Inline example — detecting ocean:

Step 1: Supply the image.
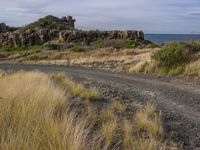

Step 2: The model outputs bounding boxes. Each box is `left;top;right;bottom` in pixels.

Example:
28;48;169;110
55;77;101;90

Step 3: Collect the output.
145;34;200;45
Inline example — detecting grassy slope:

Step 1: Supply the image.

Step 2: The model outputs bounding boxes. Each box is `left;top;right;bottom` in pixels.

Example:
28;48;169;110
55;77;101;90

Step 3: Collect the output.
0;71;176;149
0;47;158;73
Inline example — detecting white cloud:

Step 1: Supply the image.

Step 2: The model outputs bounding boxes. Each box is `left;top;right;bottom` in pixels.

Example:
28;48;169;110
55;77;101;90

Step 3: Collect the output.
0;0;200;33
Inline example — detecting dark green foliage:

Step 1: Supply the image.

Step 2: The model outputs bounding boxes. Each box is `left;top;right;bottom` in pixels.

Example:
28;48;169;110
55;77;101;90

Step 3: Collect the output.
142;40;159;48
94;39;138;49
70;46;88;52
0;45;42;52
95;38;104;48
119;40;138;49
28;55;48;61
0;45;25;51
152;42;200;68
46;43;63;50
18;15;72;33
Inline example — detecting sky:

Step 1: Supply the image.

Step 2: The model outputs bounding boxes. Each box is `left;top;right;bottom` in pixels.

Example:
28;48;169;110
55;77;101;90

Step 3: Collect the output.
0;0;200;34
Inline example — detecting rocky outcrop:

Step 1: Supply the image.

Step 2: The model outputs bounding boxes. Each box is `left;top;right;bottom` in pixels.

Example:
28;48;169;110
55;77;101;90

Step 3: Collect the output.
0;29;144;47
0;23;19;33
0;15;144;47
59;30;144;44
0;23;7;33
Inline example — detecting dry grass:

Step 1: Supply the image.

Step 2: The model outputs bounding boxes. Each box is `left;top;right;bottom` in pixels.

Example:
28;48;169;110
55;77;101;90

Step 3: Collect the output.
52;73;101;101
1;47;158;73
100;116;118;147
0;71;90;150
110;101;126;113
133;139;167;150
0;71;176;149
123;119;134;149
122;105;170;150
185;59;200;76
140;58;200;77
135;104;163;138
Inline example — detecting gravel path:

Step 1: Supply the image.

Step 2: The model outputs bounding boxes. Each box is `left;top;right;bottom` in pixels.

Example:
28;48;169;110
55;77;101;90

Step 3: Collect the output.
0;64;200;149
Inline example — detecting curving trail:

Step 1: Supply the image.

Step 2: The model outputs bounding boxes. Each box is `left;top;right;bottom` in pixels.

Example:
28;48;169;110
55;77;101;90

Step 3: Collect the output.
0;64;200;149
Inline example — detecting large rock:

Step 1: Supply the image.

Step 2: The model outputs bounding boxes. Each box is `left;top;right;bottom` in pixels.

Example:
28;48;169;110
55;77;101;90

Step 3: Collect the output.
0;23;9;33
60;30;144;45
0;29;144;47
0;15;144;47
0;23;19;33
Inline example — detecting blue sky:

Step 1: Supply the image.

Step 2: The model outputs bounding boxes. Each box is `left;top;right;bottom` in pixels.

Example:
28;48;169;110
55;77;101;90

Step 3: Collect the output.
0;0;200;34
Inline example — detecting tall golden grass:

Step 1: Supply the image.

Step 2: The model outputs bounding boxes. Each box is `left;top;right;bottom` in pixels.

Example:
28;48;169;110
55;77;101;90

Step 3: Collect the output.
0;71;176;149
0;71;91;150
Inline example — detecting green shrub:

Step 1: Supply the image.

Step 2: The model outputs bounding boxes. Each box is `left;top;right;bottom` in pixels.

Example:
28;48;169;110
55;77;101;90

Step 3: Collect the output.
152;43;192;67
95;38;104;48
120;40;138;49
70;46;87;53
27;45;42;50
0;45;42;52
94;39;138;49
0;45;13;51
142;40;159;48
141;42;200;76
46;43;63;50
0;45;25;51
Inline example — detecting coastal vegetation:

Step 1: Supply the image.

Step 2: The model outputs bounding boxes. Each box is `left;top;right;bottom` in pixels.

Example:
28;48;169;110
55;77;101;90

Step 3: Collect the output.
140;41;200;76
0;71;176;149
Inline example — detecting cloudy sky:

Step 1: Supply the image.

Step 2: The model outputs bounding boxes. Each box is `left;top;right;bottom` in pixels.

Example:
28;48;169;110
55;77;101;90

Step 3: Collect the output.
0;0;200;34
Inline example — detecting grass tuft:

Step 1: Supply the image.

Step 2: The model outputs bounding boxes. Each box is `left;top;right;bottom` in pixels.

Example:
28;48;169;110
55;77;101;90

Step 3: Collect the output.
80;88;101;101
52;74;101;100
110;101;127;113
123;119;134;149
135;104;163;138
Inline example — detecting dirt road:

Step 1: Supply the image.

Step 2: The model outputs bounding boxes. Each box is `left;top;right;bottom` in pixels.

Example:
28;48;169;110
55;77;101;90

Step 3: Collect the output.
0;64;200;149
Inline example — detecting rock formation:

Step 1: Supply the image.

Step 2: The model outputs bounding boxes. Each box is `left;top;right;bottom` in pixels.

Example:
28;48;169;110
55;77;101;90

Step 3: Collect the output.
0;15;144;47
0;23;19;33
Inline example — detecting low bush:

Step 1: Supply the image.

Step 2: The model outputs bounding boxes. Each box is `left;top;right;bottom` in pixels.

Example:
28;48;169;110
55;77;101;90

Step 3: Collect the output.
70;46;88;53
140;42;200;76
152;42;200;68
94;38;138;49
0;45;23;51
0;45;42;52
142;40;159;48
152;43;190;68
46;43;64;50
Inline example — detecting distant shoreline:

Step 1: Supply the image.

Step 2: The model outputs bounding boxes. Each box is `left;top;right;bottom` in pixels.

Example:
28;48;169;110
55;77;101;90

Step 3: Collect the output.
145;34;200;44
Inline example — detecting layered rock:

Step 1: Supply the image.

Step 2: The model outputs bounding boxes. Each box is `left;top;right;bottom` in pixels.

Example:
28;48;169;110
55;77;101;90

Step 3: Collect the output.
59;30;144;44
0;29;144;47
0;15;144;47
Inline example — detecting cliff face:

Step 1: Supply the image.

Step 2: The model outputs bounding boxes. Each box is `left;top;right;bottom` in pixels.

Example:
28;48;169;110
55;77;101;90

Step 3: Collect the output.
0;15;144;47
